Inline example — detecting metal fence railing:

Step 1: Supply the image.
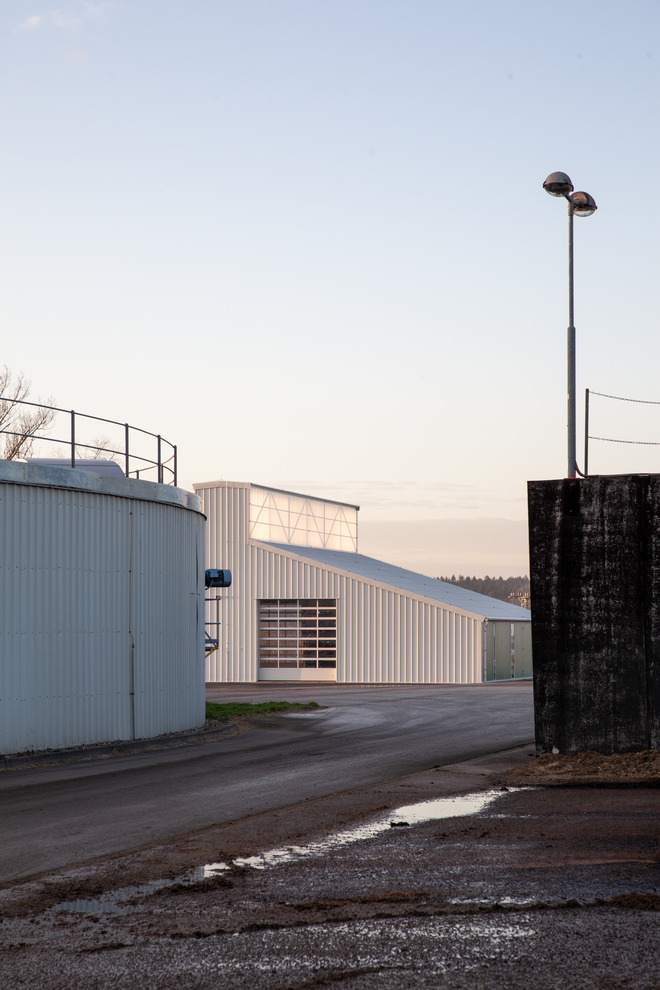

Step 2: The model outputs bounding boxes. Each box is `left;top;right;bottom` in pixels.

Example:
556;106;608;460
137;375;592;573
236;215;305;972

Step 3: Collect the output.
583;388;660;478
0;396;177;485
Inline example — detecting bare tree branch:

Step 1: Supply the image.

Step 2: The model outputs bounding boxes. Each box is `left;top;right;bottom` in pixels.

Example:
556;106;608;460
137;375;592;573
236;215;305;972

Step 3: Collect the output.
85;435;120;462
0;367;55;459
0;366;30;432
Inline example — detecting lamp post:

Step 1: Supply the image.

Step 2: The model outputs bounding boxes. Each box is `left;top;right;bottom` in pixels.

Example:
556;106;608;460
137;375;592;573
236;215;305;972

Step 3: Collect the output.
543;171;597;478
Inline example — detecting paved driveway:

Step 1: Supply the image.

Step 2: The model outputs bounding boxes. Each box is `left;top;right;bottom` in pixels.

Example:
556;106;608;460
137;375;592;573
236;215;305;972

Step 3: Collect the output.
0;682;533;883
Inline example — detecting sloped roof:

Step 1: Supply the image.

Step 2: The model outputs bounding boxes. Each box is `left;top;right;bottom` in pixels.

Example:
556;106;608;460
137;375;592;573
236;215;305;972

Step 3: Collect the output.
257;542;531;621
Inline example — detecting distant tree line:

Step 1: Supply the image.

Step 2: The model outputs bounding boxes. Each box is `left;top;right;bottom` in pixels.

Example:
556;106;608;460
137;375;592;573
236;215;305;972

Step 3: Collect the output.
437;574;530;606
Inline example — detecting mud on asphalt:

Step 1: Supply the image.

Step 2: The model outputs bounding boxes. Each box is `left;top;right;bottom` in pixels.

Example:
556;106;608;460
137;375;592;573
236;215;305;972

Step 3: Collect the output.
1;746;659;989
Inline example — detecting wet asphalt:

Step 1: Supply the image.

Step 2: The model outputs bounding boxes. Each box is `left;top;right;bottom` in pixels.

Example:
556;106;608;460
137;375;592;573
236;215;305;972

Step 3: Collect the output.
0;683;534;883
1;744;658;988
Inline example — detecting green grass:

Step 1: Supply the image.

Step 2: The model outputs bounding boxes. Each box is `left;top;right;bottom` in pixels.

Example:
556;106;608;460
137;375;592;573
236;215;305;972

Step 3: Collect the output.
205;700;320;722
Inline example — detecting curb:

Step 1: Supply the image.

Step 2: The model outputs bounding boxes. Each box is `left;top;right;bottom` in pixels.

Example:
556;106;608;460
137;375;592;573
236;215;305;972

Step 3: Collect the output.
1;721;236;771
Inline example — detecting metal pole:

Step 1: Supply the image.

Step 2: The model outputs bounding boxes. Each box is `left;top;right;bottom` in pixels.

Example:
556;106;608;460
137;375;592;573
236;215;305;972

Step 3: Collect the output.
584;388;590;477
70;410;76;468
173;444;177;487
125;423;130;478
567;199;576;478
157;435;162;483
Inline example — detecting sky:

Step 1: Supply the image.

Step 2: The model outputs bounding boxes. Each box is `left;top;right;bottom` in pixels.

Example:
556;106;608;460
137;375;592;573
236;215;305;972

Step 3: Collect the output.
3;0;660;578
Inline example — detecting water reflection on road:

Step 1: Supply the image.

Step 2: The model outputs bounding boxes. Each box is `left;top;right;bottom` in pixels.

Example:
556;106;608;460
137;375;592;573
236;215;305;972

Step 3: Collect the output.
51;788;511;914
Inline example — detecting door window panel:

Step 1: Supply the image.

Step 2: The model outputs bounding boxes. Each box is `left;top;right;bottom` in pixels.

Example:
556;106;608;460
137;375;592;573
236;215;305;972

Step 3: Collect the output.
258;599;337;669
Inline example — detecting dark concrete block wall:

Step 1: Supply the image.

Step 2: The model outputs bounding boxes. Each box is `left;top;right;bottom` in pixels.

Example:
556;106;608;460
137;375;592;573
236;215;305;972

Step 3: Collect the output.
528;475;660;754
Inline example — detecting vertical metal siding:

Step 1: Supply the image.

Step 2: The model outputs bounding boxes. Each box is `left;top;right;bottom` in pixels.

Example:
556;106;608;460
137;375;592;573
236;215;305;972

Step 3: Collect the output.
198;483;254;683
131;500;204;737
196;482;488;686
252;544;483;684
483;619;532;680
0;480;205;753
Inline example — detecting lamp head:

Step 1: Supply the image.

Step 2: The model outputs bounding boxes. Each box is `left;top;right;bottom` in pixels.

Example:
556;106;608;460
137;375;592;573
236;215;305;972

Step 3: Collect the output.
570;191;597;217
543;171;574;197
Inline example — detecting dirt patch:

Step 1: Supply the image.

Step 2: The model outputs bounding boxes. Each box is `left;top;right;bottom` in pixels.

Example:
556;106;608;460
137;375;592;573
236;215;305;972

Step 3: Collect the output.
505;749;660;786
601;892;660;911
2;752;659;989
0;750;528;918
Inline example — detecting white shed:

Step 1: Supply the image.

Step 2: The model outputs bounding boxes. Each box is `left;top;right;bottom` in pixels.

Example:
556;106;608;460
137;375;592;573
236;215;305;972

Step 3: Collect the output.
194;480;531;684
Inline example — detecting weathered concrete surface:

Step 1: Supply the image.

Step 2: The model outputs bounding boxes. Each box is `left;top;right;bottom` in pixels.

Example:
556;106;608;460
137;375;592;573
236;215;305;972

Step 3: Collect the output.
528;475;660;754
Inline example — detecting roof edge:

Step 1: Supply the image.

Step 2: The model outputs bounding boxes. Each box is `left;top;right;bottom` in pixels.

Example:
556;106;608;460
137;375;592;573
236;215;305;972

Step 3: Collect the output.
250;539;491;621
193;479;359;511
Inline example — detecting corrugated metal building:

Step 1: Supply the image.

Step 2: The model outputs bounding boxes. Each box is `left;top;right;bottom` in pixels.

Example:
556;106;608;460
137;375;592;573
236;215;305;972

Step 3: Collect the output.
194;480;531;684
0;459;206;753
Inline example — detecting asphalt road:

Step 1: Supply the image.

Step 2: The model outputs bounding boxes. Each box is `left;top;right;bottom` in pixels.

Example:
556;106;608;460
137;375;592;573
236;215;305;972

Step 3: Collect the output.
0;682;533;884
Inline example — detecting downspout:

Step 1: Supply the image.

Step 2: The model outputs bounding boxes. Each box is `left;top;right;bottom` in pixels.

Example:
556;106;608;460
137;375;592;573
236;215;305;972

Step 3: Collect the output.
482;618;488;682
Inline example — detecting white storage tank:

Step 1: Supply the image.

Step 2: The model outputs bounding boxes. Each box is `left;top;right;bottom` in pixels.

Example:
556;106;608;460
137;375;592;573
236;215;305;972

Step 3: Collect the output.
0;459;206;754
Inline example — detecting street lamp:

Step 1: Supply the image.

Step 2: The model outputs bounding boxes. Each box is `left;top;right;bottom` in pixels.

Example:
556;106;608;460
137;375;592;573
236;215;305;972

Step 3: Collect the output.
543;171;597;478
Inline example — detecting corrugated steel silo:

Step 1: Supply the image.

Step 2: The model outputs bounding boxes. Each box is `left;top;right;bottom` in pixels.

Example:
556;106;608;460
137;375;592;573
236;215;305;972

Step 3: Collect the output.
0;460;205;753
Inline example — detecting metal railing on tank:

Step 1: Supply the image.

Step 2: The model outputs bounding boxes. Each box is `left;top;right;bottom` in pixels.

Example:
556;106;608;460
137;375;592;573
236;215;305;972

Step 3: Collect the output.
0;397;177;485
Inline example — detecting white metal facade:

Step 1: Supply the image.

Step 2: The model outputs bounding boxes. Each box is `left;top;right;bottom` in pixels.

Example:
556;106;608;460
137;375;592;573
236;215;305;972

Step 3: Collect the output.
0;460;206;753
252;542;483;682
195;480;531;685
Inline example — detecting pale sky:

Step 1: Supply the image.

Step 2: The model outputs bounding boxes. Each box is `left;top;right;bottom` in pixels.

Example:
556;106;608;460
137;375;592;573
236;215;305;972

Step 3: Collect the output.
3;1;660;577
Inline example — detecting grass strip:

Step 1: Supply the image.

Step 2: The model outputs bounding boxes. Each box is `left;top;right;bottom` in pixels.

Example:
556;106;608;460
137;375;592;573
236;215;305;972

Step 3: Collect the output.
205;701;320;722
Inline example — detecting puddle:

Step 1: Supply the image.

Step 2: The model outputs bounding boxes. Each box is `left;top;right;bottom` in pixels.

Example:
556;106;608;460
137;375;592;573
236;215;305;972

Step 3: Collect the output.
200;861;232;879
48;788;517;914
449;896;541;908
50;879;174;916
215;789;509;874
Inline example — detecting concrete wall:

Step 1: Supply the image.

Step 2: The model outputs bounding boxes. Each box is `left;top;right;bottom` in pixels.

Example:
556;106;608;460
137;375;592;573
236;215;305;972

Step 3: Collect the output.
528;475;660;754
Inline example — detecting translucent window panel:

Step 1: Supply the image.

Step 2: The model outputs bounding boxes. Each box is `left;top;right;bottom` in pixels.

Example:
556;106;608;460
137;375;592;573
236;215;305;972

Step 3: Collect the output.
249;487;358;551
258;599;337;669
